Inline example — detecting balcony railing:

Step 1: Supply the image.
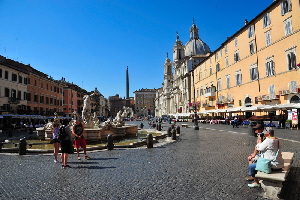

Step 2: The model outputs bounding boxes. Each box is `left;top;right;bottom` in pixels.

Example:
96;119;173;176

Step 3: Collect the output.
8;97;20;104
204;86;216;97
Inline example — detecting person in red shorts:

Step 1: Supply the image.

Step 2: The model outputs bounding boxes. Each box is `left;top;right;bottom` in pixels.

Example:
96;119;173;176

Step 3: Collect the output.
72;119;90;160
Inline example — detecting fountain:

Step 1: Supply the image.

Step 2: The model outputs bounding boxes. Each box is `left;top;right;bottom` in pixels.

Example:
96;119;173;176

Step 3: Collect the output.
40;93;138;141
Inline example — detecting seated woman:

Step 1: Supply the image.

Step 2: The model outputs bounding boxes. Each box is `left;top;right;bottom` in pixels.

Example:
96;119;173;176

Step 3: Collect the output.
246;132;266;181
247;130;284;187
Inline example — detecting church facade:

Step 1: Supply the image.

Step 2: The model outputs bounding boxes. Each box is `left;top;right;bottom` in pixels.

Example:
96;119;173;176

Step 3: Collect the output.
155;21;211;117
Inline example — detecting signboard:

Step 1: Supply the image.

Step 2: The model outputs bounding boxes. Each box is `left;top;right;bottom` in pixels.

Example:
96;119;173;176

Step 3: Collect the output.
292;109;298;125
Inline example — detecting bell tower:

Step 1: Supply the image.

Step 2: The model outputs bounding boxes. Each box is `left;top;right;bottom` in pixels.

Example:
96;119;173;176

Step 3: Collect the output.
173;32;185;64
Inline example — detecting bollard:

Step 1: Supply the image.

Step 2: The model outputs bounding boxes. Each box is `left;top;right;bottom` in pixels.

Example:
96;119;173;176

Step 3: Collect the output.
147;133;153;148
167;127;172;137
157;123;162;131
19;137;27;155
171;128;176;140
107;134;114;150
139;123;144;129
176;125;180;135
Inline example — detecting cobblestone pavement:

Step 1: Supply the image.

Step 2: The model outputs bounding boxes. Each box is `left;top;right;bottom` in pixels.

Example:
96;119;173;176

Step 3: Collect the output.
0;122;299;200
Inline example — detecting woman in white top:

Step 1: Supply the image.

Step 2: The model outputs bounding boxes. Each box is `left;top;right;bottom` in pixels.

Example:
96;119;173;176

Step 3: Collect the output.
248;130;284;187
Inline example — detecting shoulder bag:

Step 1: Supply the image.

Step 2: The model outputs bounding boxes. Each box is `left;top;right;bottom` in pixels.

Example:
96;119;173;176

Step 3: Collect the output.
255;140;279;174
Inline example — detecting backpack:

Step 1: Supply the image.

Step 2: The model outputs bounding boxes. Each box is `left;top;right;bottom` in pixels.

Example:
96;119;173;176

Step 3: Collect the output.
58;125;67;140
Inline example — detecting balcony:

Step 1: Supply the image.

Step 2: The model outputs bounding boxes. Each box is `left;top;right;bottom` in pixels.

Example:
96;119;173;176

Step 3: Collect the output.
202;103;214;107
8;97;20;104
262;95;270;101
280;90;290;96
204;86;216;97
271;95;280;100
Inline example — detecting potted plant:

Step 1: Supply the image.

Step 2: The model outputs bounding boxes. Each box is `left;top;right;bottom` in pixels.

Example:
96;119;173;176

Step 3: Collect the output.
285;119;292;129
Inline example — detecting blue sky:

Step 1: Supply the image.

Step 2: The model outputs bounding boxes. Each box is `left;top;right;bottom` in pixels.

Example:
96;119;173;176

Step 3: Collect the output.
0;0;273;98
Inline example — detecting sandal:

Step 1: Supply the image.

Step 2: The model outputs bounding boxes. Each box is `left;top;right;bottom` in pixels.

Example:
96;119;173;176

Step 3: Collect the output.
78;157;81;160
84;155;90;159
248;183;260;187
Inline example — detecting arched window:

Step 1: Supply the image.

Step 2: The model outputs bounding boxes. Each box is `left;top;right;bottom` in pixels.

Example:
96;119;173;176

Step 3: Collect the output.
290;95;300;103
245;97;252;106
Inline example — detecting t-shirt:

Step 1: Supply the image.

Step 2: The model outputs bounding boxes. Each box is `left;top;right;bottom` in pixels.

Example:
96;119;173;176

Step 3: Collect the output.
74;123;84;139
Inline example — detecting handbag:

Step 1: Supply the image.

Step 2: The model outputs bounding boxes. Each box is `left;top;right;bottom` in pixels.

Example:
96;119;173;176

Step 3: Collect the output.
255;140;280;174
255;157;272;173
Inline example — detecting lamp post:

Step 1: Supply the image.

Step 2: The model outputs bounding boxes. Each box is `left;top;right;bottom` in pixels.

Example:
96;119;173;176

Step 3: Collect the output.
190;57;199;130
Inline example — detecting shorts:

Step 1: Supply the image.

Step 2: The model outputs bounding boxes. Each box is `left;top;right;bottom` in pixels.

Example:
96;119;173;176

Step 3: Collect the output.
74;138;86;148
52;138;60;143
60;140;72;154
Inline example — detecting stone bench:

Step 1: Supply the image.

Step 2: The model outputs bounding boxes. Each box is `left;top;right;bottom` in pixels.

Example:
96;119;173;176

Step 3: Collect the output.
181;124;188;128
255;152;294;199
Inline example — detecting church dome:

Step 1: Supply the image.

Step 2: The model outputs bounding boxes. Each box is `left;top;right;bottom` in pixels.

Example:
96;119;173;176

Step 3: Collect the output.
184;21;211;56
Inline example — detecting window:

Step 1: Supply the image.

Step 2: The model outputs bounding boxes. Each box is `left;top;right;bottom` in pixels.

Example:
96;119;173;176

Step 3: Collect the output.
266;59;275;77
234;37;238;47
234;50;240;62
23;92;27;100
249;41;255;54
236;71;242;86
17;91;21;100
18;75;22;84
263;13;271;28
216;52;219;60
281;0;291;15
290;95;300;103
200;87;204;95
5;71;8;79
5;88;10;97
248;25;255;38
12;73;17;82
216;63;220;72
290;81;297;93
225;45;228;54
226;75;230;88
0;69;2;78
40;96;44;103
34;94;38;102
217;78;221;91
210;66;212;75
269;85;275;99
250;64;258;81
284;17;292;36
265;30;272;46
11;89;16;98
225;57;229;67
34;80;37;86
286;50;297;70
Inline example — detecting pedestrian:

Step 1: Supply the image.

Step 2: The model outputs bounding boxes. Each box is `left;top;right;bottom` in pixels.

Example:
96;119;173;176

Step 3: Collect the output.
233;116;239;128
60;119;72;168
72;119;90;160
225;115;229;125
52;123;60;163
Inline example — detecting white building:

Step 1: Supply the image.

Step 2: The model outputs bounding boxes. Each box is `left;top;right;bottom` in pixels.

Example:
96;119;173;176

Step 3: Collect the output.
155;20;211;117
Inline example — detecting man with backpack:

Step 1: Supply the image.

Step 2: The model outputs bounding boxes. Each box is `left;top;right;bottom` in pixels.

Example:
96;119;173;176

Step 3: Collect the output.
60;119;72;168
72;119;90;160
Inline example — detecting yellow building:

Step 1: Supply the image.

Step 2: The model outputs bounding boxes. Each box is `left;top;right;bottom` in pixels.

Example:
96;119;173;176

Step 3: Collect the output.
193;0;300;121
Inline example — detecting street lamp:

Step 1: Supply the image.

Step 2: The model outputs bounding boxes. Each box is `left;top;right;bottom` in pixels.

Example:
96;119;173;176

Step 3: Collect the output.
190;56;199;130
